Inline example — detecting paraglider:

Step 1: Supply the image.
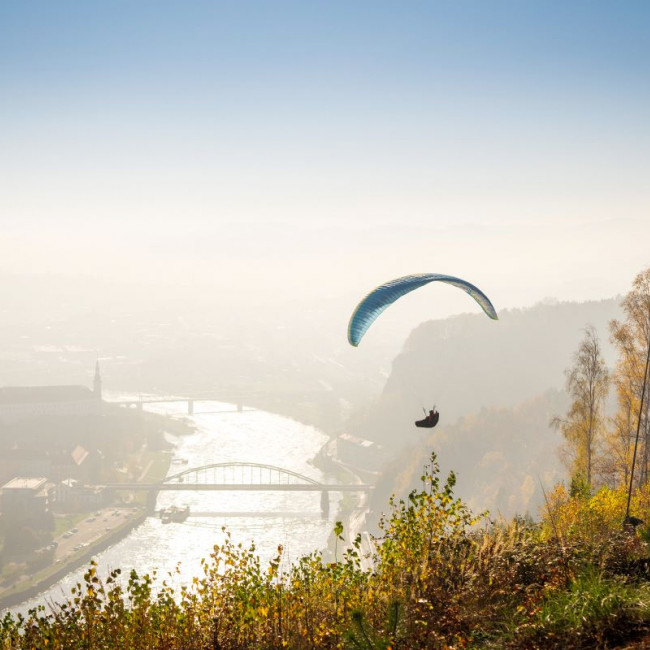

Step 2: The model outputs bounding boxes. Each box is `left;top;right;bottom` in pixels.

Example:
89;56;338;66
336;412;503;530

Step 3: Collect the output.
415;408;439;429
347;273;498;347
347;273;498;430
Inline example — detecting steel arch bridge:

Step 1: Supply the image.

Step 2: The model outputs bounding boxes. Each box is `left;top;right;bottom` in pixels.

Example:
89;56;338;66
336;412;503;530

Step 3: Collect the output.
164;462;323;488
102;462;372;493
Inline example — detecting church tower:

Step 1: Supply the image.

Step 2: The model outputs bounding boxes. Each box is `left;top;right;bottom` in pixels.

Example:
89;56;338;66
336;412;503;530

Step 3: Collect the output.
93;360;102;400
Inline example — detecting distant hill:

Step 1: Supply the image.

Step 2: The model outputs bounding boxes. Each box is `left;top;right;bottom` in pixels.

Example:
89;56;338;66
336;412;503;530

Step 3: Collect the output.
349;297;621;448
348;297;623;521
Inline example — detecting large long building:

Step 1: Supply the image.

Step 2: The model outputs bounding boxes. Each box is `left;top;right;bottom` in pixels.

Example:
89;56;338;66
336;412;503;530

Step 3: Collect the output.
0;362;102;425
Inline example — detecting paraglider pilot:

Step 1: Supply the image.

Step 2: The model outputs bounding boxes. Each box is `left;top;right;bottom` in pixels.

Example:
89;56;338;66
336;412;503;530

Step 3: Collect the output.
416;408;439;429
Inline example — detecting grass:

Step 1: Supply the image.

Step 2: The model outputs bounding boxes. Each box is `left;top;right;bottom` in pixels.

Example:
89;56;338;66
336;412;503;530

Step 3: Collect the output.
529;569;650;647
53;513;87;538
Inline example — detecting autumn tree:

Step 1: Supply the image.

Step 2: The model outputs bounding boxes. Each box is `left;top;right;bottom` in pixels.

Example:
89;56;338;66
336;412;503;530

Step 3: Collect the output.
609;267;650;488
601;369;636;488
553;325;609;489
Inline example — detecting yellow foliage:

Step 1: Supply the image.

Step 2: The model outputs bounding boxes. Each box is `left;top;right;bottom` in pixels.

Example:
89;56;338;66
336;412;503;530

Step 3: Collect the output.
541;479;650;544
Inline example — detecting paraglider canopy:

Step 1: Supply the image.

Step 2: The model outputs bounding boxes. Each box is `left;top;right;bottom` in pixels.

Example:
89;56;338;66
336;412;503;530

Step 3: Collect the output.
348;273;498;347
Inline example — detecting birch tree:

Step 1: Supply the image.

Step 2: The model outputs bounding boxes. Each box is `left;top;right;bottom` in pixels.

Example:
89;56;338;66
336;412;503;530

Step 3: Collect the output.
553;325;609;489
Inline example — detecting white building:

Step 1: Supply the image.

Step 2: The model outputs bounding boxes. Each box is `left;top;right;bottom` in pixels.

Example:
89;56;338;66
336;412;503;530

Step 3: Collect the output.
1;476;51;519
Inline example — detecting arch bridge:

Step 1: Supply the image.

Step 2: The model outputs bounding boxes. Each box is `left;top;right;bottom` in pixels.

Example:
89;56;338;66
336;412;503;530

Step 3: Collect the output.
112;396;247;415
103;462;372;515
104;462;372;493
166;462;323;488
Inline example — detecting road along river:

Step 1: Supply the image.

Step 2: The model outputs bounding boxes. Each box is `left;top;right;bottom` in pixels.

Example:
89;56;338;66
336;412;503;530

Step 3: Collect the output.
10;399;345;615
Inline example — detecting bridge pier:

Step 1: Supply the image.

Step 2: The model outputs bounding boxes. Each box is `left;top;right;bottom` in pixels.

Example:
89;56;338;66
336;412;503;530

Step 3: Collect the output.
320;490;329;517
188;399;194;415
145;489;158;514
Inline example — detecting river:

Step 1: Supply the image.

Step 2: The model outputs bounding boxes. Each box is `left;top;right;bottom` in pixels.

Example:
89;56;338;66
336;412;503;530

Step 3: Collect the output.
12;398;343;614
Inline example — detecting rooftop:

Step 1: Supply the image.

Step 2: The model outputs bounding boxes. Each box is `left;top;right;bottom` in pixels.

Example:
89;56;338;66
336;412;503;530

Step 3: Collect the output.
71;445;89;466
0;386;95;404
339;432;378;448
1;477;48;491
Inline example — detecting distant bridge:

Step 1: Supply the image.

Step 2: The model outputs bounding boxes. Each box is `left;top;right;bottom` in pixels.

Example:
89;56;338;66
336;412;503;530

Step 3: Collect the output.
108;390;329;415
109;395;249;415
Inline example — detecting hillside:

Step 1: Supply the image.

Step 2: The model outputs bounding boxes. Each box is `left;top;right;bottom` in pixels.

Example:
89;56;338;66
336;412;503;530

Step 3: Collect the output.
350;297;620;445
348;297;623;520
367;390;569;522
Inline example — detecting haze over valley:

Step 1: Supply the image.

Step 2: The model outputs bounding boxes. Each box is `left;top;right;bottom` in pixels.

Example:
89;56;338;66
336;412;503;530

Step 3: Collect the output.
2;2;650;646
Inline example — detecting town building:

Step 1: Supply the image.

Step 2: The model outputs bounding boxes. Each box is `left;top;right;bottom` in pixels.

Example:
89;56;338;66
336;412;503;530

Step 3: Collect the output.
0;477;51;521
0;448;51;485
336;432;386;472
0;363;103;425
50;445;104;484
54;478;107;512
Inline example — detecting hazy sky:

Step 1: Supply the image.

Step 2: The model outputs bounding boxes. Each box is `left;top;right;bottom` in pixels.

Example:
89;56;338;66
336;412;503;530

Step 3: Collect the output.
2;1;649;322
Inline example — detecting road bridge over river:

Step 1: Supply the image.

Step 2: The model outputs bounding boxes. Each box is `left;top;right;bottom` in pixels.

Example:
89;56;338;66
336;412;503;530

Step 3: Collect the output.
101;462;373;513
109;390;329;415
110;395;248;414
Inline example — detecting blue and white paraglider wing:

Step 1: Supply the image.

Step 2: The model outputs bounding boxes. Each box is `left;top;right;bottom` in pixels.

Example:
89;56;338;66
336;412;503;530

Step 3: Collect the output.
347;273;498;347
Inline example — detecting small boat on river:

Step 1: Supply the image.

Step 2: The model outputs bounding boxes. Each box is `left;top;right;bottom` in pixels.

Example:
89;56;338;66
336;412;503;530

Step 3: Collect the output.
160;505;190;524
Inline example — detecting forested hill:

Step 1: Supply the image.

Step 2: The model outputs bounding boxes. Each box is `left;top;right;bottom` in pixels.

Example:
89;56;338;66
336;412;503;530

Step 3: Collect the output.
347;297;624;521
365;389;570;522
350;297;622;449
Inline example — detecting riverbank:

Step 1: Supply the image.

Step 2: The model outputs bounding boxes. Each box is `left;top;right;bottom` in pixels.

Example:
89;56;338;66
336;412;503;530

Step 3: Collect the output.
312;438;375;566
0;508;147;611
